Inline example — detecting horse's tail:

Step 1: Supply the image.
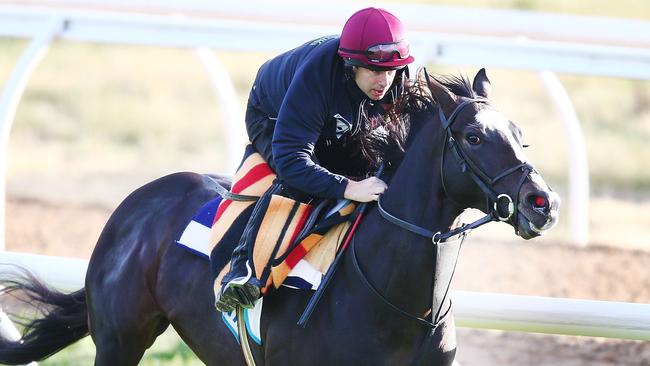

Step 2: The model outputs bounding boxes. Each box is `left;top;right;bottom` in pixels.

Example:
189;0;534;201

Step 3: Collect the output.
0;268;88;364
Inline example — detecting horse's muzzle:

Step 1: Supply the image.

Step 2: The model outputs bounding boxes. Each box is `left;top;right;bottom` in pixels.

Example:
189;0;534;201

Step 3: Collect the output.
515;174;561;239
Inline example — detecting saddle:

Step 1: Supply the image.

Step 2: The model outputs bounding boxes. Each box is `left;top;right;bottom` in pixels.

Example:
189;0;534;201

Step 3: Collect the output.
209;148;356;296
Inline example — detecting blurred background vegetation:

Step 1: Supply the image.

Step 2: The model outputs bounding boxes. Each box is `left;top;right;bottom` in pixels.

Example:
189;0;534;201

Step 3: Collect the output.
3;39;648;193
0;0;648;364
405;0;650;18
2;36;649;247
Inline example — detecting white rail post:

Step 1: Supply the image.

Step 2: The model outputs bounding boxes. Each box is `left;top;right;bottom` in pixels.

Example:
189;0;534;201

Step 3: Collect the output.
0;18;65;250
538;71;590;247
195;48;246;175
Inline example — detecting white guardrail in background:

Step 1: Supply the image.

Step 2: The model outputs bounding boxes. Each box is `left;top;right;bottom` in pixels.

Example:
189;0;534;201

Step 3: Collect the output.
1;2;649;77
0;1;649;342
1;250;649;341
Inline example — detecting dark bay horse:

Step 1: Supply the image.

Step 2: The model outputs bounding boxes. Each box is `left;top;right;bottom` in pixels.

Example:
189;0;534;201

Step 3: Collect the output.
0;69;559;365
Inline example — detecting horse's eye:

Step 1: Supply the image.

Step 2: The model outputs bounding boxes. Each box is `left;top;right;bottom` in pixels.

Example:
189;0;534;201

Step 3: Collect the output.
467;135;481;145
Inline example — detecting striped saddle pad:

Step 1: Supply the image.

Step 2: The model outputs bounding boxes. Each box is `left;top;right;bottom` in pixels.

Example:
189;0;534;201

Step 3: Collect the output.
177;146;355;293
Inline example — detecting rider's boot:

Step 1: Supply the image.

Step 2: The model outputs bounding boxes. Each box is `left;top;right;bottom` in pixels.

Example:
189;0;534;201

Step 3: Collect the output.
214;241;261;312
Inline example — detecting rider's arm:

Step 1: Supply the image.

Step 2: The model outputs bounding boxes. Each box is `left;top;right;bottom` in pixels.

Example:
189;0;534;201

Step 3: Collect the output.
272;65;349;199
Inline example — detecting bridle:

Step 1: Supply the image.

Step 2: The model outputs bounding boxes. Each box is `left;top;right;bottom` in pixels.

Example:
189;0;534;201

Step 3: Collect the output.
379;96;535;243
440;98;535;228
352;89;536;331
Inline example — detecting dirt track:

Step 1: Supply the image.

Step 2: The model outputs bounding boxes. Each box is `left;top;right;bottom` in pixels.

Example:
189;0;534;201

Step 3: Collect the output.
5;196;650;365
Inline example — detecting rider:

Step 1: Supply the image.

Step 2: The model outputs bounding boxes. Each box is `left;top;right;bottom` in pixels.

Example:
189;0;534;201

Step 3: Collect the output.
214;7;415;312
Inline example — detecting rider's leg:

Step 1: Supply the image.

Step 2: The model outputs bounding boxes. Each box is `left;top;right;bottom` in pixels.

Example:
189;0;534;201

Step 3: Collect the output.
214;105;279;312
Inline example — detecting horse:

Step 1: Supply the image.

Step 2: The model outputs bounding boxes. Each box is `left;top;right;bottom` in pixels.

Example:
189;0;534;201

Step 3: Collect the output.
0;68;559;365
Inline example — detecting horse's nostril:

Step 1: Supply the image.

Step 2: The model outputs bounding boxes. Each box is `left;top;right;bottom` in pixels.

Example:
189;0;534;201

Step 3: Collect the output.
527;193;548;213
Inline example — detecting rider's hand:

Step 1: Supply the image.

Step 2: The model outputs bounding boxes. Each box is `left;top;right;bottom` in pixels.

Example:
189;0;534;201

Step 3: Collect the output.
343;177;387;202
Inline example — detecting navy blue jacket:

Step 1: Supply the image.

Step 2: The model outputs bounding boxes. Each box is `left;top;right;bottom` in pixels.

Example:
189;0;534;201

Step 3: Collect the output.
246;36;405;199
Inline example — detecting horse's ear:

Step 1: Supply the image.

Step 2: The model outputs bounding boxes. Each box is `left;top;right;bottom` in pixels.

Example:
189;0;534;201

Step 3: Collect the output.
472;68;492;99
422;69;457;109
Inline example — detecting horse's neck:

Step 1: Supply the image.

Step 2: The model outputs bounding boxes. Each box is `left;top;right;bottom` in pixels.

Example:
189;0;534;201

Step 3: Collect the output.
378;119;463;240
353;128;463;318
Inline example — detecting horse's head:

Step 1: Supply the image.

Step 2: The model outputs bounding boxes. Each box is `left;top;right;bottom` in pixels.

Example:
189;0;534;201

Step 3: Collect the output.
425;69;560;239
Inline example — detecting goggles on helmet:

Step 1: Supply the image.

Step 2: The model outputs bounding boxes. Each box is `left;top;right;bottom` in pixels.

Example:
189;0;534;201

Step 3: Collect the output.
340;39;410;63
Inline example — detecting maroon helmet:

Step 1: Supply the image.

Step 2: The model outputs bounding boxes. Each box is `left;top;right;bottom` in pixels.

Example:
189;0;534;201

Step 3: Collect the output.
338;7;415;70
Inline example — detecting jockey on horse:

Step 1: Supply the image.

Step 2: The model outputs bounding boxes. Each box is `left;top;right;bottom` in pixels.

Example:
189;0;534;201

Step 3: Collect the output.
213;7;416;312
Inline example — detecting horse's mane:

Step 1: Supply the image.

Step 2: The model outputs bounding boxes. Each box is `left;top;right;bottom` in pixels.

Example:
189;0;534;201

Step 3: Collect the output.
357;70;476;170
